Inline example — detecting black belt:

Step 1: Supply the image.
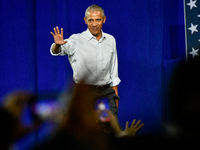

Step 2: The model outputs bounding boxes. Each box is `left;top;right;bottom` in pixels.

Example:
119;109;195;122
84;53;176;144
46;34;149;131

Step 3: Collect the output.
93;84;110;91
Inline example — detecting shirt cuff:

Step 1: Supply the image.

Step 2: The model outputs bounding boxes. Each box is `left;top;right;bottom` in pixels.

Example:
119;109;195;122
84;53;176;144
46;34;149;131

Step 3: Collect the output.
110;77;121;87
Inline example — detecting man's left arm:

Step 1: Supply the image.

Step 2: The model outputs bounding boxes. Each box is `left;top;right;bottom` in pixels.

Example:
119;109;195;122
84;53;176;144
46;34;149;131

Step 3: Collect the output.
110;37;121;110
111;86;119;110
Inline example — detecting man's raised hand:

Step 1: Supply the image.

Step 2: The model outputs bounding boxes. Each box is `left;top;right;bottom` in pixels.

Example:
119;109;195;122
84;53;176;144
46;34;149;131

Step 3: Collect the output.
50;26;67;45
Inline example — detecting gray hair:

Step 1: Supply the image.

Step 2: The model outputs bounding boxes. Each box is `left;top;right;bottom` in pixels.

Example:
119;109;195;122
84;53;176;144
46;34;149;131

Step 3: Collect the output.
85;5;105;18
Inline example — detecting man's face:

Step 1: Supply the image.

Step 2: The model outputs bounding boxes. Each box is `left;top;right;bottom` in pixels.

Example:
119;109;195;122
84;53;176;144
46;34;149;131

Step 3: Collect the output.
84;11;106;39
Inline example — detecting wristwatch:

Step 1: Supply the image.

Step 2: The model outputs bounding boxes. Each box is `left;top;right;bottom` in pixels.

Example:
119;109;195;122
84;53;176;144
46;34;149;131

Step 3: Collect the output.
114;96;120;100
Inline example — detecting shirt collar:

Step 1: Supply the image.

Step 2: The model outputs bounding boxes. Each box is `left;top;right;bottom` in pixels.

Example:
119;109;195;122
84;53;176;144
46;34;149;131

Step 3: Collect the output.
85;29;107;41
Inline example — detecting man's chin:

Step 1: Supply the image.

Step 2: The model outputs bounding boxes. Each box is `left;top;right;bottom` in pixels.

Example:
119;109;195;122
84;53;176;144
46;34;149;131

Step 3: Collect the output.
91;32;98;36
89;30;99;35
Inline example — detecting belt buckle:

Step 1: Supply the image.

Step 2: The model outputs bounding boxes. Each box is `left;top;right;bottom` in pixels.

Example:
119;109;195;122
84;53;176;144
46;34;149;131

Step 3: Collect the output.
96;85;104;91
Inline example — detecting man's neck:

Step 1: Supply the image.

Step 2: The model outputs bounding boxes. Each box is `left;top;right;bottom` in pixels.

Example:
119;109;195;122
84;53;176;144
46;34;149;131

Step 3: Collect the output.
88;29;102;41
96;35;102;41
94;32;102;41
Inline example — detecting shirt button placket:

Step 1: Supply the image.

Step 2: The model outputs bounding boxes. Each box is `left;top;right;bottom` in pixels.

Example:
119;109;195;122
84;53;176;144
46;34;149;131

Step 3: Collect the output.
96;40;101;85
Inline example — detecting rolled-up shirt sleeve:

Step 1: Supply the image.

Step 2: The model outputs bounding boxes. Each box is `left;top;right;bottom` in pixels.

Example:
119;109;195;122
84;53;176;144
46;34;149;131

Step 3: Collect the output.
110;38;121;87
50;35;77;56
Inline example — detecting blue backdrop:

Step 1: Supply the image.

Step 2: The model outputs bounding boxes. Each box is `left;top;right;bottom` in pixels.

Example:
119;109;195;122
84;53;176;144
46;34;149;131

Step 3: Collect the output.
0;0;186;148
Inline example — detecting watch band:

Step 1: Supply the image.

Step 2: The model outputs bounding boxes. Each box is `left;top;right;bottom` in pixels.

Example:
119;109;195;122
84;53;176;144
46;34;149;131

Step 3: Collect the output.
114;96;120;100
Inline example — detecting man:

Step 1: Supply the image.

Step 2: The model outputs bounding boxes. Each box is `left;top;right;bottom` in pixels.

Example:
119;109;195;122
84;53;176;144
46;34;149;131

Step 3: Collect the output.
50;5;120;117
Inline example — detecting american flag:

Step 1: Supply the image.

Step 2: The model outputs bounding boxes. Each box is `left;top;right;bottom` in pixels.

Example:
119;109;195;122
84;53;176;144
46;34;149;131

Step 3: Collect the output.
184;0;200;61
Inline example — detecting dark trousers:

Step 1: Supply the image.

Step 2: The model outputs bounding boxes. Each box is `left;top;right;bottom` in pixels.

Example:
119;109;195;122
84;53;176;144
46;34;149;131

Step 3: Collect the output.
93;87;118;118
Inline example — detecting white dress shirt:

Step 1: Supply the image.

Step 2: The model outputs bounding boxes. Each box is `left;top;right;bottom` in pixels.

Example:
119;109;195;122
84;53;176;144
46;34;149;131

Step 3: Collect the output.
50;29;121;87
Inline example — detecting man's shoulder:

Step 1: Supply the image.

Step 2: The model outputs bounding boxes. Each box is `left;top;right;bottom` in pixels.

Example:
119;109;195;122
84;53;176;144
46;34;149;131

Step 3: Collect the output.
70;30;90;40
103;32;116;41
68;32;82;40
70;33;81;37
68;30;91;41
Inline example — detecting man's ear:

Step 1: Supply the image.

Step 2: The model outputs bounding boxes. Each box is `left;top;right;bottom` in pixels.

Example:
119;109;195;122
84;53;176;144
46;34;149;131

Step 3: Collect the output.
84;17;87;24
103;16;106;23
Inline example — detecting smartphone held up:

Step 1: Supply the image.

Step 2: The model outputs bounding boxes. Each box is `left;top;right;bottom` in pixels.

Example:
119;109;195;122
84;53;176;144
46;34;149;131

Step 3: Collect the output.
95;97;111;123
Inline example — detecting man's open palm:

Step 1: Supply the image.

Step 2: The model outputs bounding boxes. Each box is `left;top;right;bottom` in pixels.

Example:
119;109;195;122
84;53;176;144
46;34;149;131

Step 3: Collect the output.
50;26;67;45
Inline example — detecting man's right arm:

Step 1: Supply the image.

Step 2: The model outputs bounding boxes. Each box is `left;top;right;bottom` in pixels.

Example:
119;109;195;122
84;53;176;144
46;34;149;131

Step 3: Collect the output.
52;44;61;54
50;26;67;54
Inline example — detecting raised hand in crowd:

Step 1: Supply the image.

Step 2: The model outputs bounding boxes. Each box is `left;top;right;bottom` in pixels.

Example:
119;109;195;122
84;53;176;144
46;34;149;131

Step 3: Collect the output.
123;119;144;137
97;109;144;137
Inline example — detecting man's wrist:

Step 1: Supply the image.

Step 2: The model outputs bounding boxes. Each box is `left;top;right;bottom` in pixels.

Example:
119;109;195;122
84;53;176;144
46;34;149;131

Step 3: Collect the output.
53;44;61;54
54;44;61;49
114;96;120;100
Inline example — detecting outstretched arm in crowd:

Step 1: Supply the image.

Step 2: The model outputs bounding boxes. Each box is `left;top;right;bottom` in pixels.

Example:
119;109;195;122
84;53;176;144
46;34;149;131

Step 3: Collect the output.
118;119;144;137
98;110;144;137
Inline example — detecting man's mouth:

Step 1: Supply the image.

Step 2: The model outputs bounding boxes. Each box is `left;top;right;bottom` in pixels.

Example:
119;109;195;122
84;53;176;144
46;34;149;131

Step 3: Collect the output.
92;27;98;30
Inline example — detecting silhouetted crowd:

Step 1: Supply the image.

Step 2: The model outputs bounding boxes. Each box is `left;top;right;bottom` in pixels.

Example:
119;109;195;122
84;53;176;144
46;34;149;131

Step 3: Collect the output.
1;60;200;149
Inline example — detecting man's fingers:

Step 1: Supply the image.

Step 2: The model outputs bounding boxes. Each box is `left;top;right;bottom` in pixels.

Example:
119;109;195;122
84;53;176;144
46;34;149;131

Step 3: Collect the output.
61;28;64;35
53;27;57;34
52;26;63;35
50;32;55;37
56;26;60;34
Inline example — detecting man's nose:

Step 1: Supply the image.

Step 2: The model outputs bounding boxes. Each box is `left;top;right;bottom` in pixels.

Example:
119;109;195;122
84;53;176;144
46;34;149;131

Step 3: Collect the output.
92;20;98;26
